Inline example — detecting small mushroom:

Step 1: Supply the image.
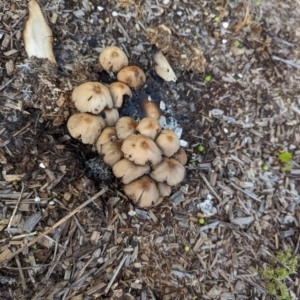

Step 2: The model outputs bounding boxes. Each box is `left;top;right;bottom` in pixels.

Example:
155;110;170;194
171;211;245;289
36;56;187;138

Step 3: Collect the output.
102;108;119;127
67;113;105;144
172;147;188;165
109;82;132;108
99;46;128;72
72;82;113;114
136;117;161;140
154;50;177;82
123;175;160;208
150;158;186;186
156;130;180;157
115;117;138;140
100;140;123;167
117;66;146;89
140;98;162;119
121;134;162;166
113;159;150;184
157;182;171;197
95;127;117;154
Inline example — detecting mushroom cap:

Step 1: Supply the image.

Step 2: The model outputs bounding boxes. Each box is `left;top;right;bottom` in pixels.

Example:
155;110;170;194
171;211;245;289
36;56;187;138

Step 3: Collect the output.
154;50;177;82
115;116;138;140
113;159;151;184
140;98;162;119
72;82;113;114
150;158;186;186
100;140;123;167
156;130;180;157
99;46;128;72
123;175;160;208
109;82;132;108
67;113;105;144
102;108;119;127
121;134;162;166
157;182;172;197
172;147;188;165
95;127;117;154
136;117;161;140
117;66;146;89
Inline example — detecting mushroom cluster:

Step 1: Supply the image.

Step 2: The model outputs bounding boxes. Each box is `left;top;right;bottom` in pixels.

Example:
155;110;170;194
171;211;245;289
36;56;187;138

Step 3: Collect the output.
67;46;146;145
66;46;186;208
98;116;187;208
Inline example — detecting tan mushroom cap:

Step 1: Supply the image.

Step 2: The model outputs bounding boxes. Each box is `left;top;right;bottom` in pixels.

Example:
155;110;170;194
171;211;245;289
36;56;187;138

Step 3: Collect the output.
67;113;105;144
109;82;132;108
156;130;180;157
150;158;186;186
95;127;117;154
157;182;171;197
113;159;150;184
99;46;128;73
172;147;188;165
123;175;160;208
117;66;146;89
102;108;119;127
100;140;123;167
154;50;177;82
72;82;113;114
121;134;162;166
140;98;162;119
136;117;161;140
115;116;138;140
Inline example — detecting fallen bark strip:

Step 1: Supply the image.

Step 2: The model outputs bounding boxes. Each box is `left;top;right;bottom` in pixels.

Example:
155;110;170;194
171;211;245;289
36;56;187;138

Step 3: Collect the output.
0;187;108;267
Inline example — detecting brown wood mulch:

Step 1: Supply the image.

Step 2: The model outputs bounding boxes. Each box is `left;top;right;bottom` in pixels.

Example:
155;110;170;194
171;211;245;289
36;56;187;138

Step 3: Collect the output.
0;0;300;299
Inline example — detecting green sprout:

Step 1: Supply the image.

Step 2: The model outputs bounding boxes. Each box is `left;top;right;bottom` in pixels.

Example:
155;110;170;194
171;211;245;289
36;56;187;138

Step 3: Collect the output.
197;144;205;153
278;152;292;163
262;164;269;171
213;16;220;22
254;0;261;4
184;245;190;252
190;161;197;166
259;247;298;300
233;40;240;47
204;75;212;83
198;217;205;225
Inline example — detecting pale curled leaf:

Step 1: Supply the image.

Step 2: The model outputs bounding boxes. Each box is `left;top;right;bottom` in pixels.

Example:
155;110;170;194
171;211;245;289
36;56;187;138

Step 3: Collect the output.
23;0;56;64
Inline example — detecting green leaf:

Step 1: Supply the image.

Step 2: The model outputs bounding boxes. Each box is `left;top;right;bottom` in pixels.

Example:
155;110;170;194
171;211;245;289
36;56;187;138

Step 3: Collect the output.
278;152;292;163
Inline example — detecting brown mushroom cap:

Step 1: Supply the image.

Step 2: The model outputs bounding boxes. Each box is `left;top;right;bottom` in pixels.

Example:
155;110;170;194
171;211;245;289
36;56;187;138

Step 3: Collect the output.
157;182;171;197
102;108;119;127
95;127;117;154
154;50;177;82
123;175;160;208
136;117;161;140
121;134;162;166
109;82;132;108
67;113;105;144
72;82;113;114
172;147;188;165
156;130;180;157
150;158;186;186
115;116;138;140
100;140;123;167
140;98;162;119
113;159;150;184
99;46;128;72
117;66;146;89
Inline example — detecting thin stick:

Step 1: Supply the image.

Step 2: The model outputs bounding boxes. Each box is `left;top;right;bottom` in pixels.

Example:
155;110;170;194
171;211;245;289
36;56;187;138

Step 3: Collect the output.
0;187;108;267
7;183;25;236
198;172;222;203
272;55;300;69
104;253;129;295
